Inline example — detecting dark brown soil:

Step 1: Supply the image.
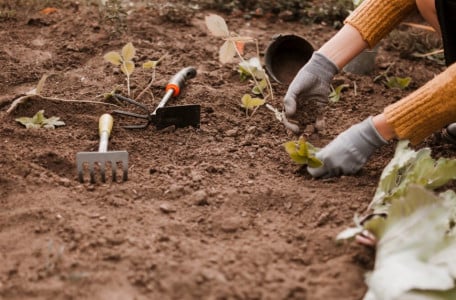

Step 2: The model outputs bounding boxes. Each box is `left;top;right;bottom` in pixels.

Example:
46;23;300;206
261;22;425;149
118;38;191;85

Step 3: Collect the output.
0;2;453;299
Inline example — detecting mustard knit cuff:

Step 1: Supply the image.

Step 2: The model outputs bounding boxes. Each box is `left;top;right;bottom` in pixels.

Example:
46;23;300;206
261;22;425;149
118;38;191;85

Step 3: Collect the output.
384;63;456;145
344;0;416;48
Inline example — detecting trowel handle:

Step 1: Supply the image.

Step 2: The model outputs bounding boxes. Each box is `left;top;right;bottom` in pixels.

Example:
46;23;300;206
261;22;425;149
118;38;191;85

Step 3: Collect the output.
165;66;197;97
98;113;113;152
153;67;197;114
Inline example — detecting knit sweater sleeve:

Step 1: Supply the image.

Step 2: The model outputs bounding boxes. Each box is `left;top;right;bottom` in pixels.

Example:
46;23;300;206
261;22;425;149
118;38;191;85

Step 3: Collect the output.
344;0;416;48
384;63;456;145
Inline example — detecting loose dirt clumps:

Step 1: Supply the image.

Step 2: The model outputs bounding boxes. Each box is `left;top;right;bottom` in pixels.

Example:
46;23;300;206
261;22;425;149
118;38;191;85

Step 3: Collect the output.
0;2;453;299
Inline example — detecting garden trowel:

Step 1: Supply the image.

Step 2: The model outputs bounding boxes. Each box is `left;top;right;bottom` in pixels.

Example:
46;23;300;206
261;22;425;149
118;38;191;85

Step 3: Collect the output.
112;66;200;129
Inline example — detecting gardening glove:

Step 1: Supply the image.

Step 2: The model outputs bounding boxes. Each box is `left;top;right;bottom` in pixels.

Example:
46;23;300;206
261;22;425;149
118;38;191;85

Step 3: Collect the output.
308;117;388;178
283;52;339;117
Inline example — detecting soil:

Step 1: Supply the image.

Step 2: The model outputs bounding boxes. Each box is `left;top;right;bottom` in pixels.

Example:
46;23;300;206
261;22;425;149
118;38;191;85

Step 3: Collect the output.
0;2;454;300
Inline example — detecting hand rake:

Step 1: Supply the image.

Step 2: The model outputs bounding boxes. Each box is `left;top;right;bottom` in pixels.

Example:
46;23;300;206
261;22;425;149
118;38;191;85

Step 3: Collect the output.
76;114;129;183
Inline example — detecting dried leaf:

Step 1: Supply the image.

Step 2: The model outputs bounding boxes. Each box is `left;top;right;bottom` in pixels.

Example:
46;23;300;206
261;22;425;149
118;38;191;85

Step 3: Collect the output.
104;51;122;66
35;74;48;95
121;60;135;76
121;42;135;62
205;14;229;37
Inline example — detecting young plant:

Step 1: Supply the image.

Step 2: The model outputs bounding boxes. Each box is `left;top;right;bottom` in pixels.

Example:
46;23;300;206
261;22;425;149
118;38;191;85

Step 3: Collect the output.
374;66;411;90
241;94;265;117
206;14;281;124
135;53;167;101
328;83;349;103
104;42;136;96
337;141;456;299
15;110;65;129
283;136;322;168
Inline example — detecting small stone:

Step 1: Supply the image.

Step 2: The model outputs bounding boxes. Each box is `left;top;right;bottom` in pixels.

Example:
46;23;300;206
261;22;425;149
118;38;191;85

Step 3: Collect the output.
190;190;208;206
159;203;176;214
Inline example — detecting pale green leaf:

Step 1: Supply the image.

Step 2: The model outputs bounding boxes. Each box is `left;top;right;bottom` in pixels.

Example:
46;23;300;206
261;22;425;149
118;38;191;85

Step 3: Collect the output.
252;79;268;95
369;141;456;212
364;185;456;300
205;14;229;37
142;60;157;69
241;94;265;110
104;51;122;66
239;57;265;80
283;137;322;166
15;110;65;129
121;42;135;62
328;84;349;103
219;40;236;64
386;76;411;89
121;60;135;76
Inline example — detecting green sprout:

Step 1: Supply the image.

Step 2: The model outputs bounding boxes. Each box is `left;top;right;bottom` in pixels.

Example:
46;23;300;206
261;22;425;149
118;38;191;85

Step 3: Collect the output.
241;94;265;117
283;136;322;168
15;110;65;129
329;83;349;102
374;66;412;90
104;42;136;96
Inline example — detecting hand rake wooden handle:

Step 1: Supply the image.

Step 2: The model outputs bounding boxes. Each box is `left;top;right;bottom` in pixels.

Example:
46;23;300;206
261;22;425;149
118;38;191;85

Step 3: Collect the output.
98;113;113;152
76;114;128;184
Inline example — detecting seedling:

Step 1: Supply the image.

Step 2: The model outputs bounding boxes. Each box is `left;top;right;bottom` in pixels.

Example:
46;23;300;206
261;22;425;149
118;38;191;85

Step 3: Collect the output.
134;53;168;101
328;83;349;103
374;66;411;90
241;94;265;117
104;42;136;96
283;136;322;168
15;110;65;129
206;14;281;123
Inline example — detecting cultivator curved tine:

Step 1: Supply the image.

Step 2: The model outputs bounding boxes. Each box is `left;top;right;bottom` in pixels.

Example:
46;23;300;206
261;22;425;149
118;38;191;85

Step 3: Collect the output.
112;93;153;129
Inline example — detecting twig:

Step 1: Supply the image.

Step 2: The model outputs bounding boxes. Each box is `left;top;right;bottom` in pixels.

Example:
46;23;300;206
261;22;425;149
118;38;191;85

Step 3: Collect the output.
7;94;120;115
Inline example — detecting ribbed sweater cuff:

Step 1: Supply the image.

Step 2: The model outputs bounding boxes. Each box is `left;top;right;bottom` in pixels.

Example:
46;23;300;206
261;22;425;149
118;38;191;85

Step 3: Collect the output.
344;0;416;48
384;63;456;145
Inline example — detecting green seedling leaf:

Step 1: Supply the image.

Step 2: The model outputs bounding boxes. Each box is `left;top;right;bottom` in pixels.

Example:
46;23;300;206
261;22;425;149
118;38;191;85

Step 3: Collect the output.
386;76;411;89
252;79;268;95
104;51;122;66
363;185;456;300
121;42;135;62
241;94;265;110
121;60;135;76
219;40;236;64
239;57;265;81
328;83;349;102
15;110;65;129
369;140;456;213
143;60;158;69
283;136;322;168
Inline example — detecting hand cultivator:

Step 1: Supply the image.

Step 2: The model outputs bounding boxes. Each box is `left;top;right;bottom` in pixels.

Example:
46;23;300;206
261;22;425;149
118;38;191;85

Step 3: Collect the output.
76;113;129;183
112;66;200;129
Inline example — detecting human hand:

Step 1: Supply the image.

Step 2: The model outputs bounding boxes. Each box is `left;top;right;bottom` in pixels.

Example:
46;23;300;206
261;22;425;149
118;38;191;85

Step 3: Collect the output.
283;52;338;117
307;117;388;178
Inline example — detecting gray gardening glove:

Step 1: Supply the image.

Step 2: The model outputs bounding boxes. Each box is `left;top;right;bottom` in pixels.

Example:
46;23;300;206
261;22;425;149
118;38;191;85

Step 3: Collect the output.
308;117;388;178
284;52;339;117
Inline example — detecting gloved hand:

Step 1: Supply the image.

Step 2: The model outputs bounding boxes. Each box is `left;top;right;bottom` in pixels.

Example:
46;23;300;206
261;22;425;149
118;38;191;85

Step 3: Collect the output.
308;117;388;178
283;52;339;117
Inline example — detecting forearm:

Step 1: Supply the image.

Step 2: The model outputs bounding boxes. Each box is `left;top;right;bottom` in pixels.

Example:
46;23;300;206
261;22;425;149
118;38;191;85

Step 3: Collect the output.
345;0;417;48
383;63;456;144
318;24;368;69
